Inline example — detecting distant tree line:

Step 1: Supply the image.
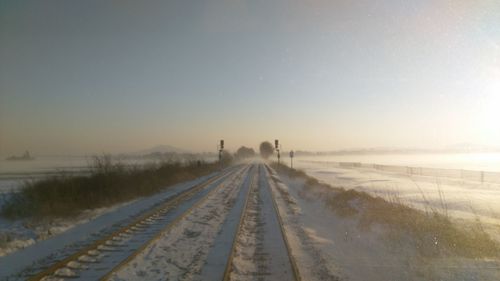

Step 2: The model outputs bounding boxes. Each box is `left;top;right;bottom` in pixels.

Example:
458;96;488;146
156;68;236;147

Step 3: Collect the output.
232;142;275;160
235;146;256;159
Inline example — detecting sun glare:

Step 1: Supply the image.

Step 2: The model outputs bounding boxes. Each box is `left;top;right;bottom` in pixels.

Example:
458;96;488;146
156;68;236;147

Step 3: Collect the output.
477;91;500;142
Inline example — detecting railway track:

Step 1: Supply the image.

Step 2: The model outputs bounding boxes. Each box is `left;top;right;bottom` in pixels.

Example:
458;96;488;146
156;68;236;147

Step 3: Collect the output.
103;165;251;280
263;164;302;281
220;163;301;281
8;163;300;281
25;165;247;281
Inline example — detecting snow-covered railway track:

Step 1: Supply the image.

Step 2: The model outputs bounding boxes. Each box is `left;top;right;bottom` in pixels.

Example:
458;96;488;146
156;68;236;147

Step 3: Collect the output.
26;166;247;281
196;164;257;280
107;164;254;280
223;164;301;281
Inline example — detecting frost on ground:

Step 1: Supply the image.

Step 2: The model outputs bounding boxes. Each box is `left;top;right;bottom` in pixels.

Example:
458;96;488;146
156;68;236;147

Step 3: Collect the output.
0;175;215;280
295;160;500;241
109;170;246;281
266;170;341;281
228;165;295;281
229;171;265;280
269;166;500;281
0;202;130;257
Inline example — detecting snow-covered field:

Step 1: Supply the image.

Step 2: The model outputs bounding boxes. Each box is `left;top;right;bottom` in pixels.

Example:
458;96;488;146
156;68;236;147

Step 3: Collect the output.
2;161;499;280
0;155;218;193
268;167;500;281
293;152;500;172
293;160;500;239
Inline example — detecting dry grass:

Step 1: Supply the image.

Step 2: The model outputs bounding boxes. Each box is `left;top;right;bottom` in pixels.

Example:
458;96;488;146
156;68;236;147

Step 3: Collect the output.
273;163;500;258
0;233;13;248
1;156;222;219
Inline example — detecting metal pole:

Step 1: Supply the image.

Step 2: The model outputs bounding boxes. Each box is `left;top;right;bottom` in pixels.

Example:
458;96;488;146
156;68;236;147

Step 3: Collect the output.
218;139;224;169
275;139;280;166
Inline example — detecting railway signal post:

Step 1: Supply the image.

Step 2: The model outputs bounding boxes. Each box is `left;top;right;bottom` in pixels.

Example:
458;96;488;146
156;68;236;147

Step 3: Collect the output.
275;139;280;166
218;139;224;166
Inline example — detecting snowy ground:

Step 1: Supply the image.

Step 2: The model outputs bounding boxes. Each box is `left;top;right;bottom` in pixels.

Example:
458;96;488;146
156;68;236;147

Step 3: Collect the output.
266;170;341;281
228;165;295;281
294;160;500;241
109;164;296;281
268;166;500;281
0;173;218;279
0;201;135;258
108;167;249;281
3;161;499;280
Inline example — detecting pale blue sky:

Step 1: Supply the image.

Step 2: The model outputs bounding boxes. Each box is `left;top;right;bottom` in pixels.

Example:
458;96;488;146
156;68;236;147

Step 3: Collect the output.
1;1;499;154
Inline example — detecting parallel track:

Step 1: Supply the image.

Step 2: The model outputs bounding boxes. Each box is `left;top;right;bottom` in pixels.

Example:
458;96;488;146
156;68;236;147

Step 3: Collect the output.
101;165;249;280
28;166;245;281
23;163;300;281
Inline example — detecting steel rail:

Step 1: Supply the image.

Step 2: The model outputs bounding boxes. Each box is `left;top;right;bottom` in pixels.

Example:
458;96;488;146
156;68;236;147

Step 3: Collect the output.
222;163;301;281
264;164;302;281
221;165;256;281
99;165;249;280
27;166;242;281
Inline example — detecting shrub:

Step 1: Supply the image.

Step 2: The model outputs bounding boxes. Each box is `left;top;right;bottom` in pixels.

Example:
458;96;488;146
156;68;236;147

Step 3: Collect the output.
1;157;221;219
272;163;500;258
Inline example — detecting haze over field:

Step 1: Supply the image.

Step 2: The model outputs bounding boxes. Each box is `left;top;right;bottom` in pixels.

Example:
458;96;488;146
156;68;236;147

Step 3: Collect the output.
1;1;499;156
2;2;500;280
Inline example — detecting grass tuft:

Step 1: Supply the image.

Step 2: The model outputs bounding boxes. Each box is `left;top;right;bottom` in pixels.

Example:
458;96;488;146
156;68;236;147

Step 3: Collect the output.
1;156;221;219
273;163;500;258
